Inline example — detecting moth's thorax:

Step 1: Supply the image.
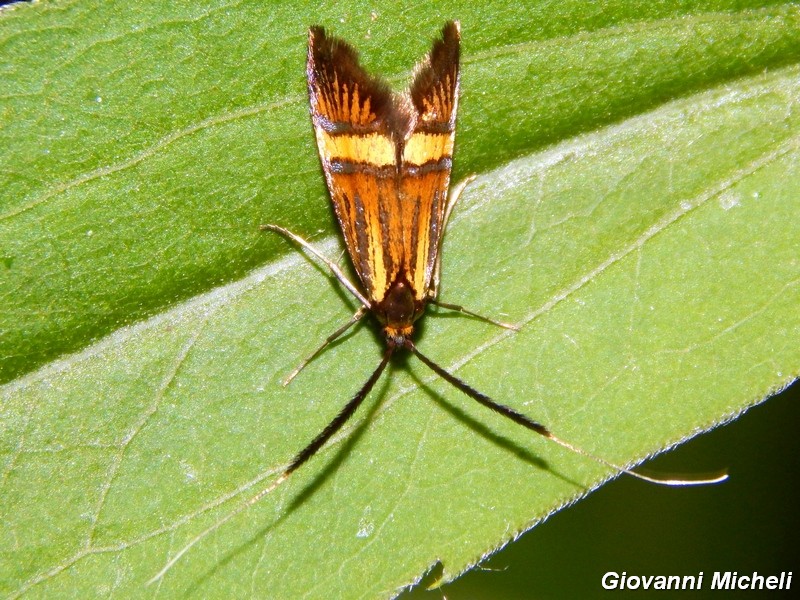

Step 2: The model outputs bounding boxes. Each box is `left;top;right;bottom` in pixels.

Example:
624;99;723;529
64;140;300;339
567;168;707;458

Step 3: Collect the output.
375;277;425;344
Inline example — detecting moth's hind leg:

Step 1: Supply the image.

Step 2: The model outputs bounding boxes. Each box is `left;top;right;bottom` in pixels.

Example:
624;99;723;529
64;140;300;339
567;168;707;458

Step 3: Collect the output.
429;299;519;331
430;174;476;299
282;306;368;385
428;175;518;331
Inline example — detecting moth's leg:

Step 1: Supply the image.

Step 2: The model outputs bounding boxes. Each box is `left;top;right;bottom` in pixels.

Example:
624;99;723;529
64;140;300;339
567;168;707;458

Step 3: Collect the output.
283;306;368;385
442;174;477;236
261;224;370;309
430;174;477;298
430;299;519;331
428;175;518;331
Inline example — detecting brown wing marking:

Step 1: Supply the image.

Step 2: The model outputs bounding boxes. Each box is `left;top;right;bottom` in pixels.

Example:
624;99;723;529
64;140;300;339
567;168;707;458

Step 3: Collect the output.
308;26;397;302
308;23;459;306
402;21;460;301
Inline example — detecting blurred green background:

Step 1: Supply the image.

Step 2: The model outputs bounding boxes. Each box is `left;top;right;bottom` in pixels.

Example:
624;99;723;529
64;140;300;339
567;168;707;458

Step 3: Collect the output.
406;380;799;598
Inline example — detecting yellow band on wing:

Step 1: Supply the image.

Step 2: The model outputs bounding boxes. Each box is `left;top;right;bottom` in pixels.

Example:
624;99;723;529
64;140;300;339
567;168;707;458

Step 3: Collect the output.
402;132;453;166
316;130;395;166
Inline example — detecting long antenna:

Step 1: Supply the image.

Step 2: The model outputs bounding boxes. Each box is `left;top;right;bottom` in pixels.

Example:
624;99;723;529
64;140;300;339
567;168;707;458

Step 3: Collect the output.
407;341;728;487
147;347;394;585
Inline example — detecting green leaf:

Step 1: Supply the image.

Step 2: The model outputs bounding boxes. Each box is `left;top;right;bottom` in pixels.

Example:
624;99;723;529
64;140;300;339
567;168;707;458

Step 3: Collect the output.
2;1;799;598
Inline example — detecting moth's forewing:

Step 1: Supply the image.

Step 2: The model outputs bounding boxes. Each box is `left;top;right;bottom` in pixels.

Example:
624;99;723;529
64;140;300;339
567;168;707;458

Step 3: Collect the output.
307;23;460;307
404;22;460;300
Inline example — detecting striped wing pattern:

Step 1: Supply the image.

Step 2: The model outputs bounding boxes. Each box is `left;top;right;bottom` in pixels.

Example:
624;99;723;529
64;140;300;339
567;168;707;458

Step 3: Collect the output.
307;22;460;308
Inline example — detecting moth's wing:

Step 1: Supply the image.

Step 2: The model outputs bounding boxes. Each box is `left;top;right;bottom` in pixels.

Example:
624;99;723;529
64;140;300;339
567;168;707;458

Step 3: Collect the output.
402;21;460;301
307;27;398;304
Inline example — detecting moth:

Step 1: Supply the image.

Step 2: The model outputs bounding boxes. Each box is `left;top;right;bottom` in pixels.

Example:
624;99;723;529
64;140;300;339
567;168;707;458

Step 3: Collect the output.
150;21;724;583
265;20;571;483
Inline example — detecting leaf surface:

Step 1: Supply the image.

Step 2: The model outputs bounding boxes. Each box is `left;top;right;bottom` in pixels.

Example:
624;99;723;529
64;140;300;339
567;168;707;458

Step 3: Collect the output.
2;2;799;598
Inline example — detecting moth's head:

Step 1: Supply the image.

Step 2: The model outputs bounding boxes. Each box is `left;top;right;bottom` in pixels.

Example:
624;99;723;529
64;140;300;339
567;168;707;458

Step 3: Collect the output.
376;277;424;345
383;324;414;349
